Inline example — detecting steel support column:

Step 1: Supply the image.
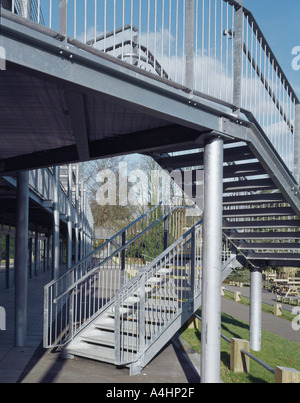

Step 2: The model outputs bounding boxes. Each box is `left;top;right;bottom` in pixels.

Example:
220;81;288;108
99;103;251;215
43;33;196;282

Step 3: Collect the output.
67;164;73;269
201;136;224;383
14;171;29;347
34;230;39;276
75;165;79;264
5;234;10;289
52;166;60;280
294;103;300;184
250;268;262;351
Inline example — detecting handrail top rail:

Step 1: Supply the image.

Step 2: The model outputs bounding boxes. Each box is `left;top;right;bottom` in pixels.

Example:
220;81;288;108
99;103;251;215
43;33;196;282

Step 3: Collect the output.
50;205;196;301
116;219;203;298
53;217;203;304
45;202;164;289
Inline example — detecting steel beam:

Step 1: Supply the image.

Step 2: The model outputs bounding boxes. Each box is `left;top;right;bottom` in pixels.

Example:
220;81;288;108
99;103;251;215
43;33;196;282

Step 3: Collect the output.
14;170;29;347
201;136;224;383
65;90;90;160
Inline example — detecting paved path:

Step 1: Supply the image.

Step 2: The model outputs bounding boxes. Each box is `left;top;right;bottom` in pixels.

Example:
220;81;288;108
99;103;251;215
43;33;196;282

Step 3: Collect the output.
0;270;200;383
1;273;299;383
221;286;300;344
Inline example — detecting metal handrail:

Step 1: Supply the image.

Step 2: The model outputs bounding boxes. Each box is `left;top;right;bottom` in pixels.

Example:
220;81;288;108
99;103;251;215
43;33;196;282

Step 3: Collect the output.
115;220;204;366
43;205;196;347
241;349;275;375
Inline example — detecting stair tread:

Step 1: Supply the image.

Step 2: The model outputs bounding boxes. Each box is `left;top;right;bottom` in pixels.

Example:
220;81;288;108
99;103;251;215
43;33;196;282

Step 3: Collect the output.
147;277;163;284
223;207;295;218
156;268;173;275
245;252;300;260
223;193;286;205
223;178;275;193
106;307;132;316
223;219;300;230
235;242;300;251
134;286;153;295
122;296;141;305
224;231;300;240
66;344;115;363
81;333;139;350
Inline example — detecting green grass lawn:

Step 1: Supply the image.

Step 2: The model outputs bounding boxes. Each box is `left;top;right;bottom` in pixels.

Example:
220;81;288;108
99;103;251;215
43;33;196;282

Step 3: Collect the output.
181;310;300;383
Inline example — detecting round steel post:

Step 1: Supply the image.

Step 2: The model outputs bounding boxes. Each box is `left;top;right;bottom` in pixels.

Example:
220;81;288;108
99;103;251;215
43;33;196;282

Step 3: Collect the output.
201;136;224;383
250;268;262;351
14;170;29;347
52;166;60;280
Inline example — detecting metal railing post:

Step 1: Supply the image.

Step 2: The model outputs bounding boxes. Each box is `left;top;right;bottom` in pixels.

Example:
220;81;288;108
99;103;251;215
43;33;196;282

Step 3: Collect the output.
114;293;121;365
293;102;300;184
67;164;72;270
59;0;68;45
19;0;30;19
185;0;195;90
139;275;146;356
233;0;244;114
190;227;196;303
121;231;126;287
75;165;79;264
163;206;169;250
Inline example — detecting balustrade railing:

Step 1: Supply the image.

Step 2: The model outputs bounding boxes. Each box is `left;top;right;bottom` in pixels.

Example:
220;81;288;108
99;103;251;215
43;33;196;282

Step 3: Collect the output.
115;220;203;365
43;204;199;347
1;0;298;171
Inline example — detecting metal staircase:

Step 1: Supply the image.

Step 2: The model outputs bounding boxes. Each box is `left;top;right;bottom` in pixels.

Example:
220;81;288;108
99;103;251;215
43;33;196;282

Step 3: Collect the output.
153;138;300;270
43;137;300;376
43;202;238;375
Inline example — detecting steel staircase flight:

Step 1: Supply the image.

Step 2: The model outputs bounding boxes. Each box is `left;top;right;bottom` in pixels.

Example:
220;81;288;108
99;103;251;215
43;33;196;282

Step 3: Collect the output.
44;203;238;375
43;137;300;376
43;139;300;375
153;139;300;270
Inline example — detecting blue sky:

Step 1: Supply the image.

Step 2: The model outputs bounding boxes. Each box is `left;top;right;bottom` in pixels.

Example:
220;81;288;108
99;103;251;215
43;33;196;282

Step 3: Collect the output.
243;0;300;98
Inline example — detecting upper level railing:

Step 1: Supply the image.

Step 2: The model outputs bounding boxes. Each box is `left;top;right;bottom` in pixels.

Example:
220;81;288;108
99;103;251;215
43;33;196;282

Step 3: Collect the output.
4;164;93;235
1;0;299;172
